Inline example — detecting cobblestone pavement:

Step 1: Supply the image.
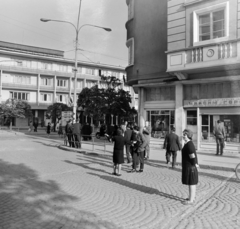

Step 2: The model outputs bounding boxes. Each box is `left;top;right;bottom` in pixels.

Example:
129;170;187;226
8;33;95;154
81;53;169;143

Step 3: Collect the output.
0;134;239;229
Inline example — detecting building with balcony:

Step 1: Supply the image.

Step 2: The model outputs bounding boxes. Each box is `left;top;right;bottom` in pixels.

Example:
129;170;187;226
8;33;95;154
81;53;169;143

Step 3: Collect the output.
126;0;240;151
0;41;137;127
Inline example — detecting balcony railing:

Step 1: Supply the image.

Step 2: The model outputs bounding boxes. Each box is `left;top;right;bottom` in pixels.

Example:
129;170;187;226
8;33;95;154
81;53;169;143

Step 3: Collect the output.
167;39;240;73
187;40;237;64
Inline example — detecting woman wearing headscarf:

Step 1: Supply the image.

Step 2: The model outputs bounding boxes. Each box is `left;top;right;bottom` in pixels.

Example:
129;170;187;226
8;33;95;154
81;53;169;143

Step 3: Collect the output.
182;129;199;205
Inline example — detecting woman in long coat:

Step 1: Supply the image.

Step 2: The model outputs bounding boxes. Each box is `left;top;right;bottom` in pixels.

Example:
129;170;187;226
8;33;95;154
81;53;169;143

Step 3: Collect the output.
111;128;128;176
182;129;199;205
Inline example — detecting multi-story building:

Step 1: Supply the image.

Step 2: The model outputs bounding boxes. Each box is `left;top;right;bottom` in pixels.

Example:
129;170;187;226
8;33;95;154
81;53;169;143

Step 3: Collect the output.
126;0;240;151
0;41;137;127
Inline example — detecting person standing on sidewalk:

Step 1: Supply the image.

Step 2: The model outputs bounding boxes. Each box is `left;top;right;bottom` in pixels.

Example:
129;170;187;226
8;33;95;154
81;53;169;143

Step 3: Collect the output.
112;128;127;176
181;129;199;205
143;121;151;160
163;126;182;168
213;120;225;155
46;122;51;137
130;126;147;173
124;123;133;163
65;120;73;147
72;119;82;149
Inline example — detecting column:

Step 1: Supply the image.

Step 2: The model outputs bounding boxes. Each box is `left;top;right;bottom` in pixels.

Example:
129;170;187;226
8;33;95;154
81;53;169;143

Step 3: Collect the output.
138;87;145;131
53;75;57;102
83;78;86;88
37;74;40;105
85;115;88;123
175;84;185;139
197;107;201;150
35;110;38;118
116;116;118;125
111;114;113;125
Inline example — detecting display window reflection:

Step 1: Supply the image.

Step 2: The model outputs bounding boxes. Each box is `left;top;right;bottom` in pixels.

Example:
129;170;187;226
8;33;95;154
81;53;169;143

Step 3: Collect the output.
147;110;175;139
201;115;240;144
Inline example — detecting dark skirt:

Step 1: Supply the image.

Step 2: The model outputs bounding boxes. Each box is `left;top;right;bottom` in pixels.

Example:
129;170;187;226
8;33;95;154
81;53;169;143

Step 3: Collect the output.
182;165;198;185
113;149;124;164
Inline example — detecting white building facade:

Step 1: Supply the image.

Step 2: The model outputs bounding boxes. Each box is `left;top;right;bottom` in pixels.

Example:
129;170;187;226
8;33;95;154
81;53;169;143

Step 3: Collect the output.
0;41;138;127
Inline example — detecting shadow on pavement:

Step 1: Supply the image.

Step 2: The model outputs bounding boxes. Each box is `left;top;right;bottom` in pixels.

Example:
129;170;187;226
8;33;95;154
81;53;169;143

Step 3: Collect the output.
88;172;184;202
0;159;120;229
64;160;111;175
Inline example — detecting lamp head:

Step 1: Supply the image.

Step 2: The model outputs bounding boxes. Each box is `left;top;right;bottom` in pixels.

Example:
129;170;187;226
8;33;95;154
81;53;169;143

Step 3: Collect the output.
104;28;112;32
40;18;51;22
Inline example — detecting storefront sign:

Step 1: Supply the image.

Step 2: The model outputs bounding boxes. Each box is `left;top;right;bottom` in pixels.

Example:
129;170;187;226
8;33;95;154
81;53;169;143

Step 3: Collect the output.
184;97;240;107
61;111;73;126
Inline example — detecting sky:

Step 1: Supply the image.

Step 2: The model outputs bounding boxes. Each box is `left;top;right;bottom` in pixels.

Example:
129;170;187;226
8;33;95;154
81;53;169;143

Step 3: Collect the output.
0;0;128;67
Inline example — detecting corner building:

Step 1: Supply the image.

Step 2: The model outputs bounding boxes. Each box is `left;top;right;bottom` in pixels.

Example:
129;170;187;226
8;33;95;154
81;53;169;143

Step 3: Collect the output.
126;0;240;152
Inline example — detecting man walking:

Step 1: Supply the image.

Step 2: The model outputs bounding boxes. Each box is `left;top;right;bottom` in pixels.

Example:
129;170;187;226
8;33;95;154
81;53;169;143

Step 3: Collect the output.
65;120;73;147
214;120;225;155
163;126;181;168
124;123;133;163
72;119;82;149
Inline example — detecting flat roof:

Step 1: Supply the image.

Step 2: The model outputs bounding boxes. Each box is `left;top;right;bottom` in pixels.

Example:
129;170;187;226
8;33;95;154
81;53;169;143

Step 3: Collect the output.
0;41;64;57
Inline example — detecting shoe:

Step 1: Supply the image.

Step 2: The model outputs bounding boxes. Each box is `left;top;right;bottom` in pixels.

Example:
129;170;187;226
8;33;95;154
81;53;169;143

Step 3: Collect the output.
112;172;117;175
183;200;194;205
138;170;143;173
116;173;122;176
129;169;136;173
215;153;219;155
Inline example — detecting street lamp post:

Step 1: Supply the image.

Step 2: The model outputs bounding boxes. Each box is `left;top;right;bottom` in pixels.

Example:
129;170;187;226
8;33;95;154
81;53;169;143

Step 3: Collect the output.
40;1;111;123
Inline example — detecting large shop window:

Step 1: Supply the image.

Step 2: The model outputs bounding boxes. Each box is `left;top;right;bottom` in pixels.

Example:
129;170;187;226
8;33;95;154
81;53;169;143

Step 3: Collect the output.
147;110;175;139
201;115;240;144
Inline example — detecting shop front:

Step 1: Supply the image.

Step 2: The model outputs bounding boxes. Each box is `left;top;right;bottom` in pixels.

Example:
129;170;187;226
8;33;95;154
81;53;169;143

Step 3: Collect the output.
184;97;240;151
147;110;175;139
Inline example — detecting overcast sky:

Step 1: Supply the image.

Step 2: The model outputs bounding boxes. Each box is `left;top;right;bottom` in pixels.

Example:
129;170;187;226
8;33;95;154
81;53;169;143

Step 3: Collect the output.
0;0;128;67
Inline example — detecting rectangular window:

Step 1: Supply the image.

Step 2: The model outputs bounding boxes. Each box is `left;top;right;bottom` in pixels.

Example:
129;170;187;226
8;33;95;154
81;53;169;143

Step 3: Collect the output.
41;77;52;86
193;2;229;44
41;93;52;102
9;91;30;101
12;75;31;85
86;68;95;75
126;38;134;66
199;10;225;41
57;79;67;87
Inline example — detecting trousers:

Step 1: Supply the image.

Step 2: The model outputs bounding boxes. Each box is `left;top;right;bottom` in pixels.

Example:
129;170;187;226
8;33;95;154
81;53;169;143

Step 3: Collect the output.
166;151;177;167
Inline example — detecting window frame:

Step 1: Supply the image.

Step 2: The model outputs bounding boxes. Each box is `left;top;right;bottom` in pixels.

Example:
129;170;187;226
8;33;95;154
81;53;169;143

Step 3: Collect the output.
9;91;30;101
41;93;52;102
193;2;229;46
126;38;134;66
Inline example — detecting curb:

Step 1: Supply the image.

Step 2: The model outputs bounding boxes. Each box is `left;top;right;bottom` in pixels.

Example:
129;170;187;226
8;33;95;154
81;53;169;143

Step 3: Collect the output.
58;145;235;172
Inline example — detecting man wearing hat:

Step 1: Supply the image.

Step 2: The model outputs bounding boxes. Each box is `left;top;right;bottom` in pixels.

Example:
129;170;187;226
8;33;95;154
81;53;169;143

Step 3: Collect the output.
163;126;182;168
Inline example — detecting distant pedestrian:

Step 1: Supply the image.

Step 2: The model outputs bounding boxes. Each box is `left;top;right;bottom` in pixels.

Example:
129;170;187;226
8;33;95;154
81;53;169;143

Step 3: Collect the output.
58;123;63;137
181;129;199;205
72;120;82;148
65;120;73;147
46;122;51;137
112;128;128;176
129;126;147;173
124;123;133;163
33;120;38;132
163;126;182;168
213;120;225;155
143;121;151;160
28;121;33;132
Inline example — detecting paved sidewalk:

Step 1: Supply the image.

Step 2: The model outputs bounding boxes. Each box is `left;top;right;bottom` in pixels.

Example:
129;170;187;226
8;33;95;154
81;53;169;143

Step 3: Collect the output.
0;132;239;229
59;140;240;171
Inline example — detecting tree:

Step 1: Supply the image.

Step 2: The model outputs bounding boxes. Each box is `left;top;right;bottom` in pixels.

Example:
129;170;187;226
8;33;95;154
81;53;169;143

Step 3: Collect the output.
77;76;137;125
46;103;72;130
0;99;33;129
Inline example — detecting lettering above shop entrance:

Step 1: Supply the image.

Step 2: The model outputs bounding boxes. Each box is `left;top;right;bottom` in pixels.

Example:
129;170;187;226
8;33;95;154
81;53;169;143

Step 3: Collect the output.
184;97;240;107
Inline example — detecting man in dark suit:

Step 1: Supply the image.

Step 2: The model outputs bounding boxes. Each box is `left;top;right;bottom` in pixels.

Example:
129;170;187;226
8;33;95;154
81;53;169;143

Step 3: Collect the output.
163;126;181;168
124;123;133;163
72;119;82;148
